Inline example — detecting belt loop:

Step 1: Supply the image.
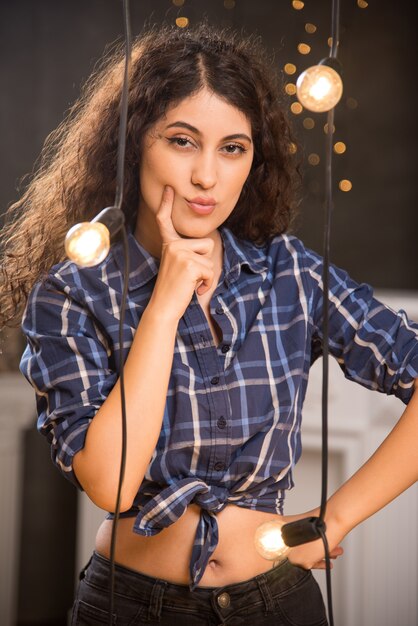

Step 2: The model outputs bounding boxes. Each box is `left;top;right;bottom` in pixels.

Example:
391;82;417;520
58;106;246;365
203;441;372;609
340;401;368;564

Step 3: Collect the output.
148;580;167;622
78;554;93;581
256;573;275;615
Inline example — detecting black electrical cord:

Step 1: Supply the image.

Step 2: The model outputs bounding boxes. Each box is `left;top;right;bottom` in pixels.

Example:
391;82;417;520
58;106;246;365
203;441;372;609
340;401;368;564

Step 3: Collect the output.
281;103;336;626
108;228;130;624
114;0;132;212
282;1;340;624
107;1;132;623
319;103;336;626
319;1;340;622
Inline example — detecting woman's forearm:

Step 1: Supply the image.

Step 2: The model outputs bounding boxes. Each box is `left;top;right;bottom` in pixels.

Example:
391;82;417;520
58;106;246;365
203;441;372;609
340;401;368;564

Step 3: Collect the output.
73;303;179;512
288;380;418;569
326;380;418;535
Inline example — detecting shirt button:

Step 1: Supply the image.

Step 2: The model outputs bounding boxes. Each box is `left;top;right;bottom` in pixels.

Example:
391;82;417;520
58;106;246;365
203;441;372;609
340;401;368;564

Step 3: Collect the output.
215;306;224;315
221;344;230;353
211;376;220;385
217;592;231;608
217;417;227;429
214;461;224;471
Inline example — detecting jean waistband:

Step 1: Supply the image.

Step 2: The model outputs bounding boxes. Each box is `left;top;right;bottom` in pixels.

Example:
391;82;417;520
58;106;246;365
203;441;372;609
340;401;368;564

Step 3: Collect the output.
83;551;311;620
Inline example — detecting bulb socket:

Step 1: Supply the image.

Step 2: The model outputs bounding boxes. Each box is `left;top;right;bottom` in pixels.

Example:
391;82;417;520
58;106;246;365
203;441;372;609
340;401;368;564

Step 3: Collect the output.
281;516;326;547
319;57;343;78
92;206;125;237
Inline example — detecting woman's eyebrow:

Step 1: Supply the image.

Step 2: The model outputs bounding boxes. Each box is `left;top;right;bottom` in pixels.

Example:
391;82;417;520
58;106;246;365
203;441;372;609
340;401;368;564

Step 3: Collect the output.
165;121;252;143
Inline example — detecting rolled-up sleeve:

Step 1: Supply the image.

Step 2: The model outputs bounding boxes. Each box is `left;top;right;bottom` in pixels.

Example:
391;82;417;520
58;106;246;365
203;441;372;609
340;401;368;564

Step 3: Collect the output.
304;247;418;404
20;279;117;489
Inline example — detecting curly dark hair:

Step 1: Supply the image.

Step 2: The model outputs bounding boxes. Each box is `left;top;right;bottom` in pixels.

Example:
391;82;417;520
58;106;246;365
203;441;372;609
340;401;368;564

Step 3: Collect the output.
0;21;300;328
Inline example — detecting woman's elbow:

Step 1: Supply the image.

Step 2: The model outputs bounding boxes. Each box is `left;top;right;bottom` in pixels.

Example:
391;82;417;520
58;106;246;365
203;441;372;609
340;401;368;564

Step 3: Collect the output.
79;482;136;514
73;452;138;513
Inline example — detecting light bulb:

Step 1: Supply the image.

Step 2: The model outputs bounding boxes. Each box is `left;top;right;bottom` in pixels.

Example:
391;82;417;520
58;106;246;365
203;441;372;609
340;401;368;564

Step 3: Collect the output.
64;206;125;267
254;520;290;561
65;221;110;267
296;60;343;113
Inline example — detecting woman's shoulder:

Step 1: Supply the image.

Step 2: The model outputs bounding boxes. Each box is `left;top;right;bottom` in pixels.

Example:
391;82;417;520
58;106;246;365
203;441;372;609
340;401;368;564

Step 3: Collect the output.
41;239;125;295
25;238;127;320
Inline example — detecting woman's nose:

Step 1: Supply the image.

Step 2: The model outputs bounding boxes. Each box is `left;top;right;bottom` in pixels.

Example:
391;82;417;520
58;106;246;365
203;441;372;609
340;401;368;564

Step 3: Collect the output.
191;152;217;189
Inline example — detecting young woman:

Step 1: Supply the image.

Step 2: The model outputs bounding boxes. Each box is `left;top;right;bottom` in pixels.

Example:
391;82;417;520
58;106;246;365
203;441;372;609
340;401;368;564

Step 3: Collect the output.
1;23;417;626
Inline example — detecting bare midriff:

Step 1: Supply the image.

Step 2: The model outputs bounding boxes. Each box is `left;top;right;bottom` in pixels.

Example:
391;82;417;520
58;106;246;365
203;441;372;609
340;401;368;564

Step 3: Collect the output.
95;503;286;587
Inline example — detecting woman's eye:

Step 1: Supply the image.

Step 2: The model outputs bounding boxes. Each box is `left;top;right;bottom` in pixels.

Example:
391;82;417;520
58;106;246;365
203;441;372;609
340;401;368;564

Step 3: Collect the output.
223;143;246;155
166;137;247;155
167;137;194;149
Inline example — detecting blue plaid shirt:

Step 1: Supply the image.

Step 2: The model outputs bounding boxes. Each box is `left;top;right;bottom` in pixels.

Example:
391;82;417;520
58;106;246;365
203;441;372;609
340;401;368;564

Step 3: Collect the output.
20;226;418;590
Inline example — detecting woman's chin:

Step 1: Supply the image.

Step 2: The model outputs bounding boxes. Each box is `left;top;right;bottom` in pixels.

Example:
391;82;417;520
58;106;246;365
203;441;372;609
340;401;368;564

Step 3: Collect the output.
174;222;218;240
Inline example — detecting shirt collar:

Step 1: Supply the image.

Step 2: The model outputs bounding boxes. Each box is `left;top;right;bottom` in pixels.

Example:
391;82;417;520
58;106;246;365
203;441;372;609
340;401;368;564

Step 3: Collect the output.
116;226;268;292
219;226;268;285
117;233;160;291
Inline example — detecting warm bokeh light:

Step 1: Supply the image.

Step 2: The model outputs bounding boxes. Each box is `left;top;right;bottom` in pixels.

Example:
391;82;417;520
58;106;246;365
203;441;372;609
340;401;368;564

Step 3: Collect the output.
224;0;236;8
254;520;290;561
334;141;346;154
288;142;298;154
303;117;315;129
290;102;303;115
308;153;320;166
339;179;352;192
285;83;297;95
305;23;317;34
327;37;333;47
284;63;297;75
65;222;110;267
297;43;311;55
324;122;336;134
292;0;304;9
172;0;184;5
175;17;189;28
296;64;343;112
357;0;368;7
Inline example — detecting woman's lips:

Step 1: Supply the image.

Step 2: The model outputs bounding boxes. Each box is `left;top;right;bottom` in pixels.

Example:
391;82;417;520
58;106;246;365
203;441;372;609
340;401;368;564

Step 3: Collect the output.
186;199;216;215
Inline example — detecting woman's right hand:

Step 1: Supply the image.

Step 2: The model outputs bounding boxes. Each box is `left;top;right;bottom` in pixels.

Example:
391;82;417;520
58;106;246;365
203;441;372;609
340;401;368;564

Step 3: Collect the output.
147;186;216;321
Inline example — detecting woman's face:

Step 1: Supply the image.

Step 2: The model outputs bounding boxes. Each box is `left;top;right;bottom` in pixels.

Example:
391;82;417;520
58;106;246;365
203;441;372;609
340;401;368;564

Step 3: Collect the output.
136;88;254;254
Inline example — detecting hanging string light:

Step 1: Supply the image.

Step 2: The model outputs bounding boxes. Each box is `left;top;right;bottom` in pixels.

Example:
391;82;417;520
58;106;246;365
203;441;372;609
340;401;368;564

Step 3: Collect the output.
64;0;131;267
65;208;124;266
254;520;289;560
255;2;342;624
296;6;343;113
296;58;343;112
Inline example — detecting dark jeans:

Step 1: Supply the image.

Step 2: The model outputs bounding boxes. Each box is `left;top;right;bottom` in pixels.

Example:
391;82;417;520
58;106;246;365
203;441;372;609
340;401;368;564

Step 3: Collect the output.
71;551;328;626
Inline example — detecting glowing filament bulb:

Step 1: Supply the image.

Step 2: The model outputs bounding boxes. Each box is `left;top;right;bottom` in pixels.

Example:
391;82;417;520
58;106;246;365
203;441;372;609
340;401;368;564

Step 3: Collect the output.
65;221;110;267
254;520;290;561
311;75;332;100
296;63;343;113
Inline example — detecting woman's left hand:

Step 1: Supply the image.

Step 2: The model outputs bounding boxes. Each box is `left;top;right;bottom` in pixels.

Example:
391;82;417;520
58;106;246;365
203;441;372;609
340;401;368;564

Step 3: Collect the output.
287;540;344;570
280;509;346;571
285;513;346;570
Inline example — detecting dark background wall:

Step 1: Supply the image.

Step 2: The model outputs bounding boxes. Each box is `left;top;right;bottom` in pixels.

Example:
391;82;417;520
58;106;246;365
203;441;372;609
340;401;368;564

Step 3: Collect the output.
1;0;417;291
0;1;416;624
